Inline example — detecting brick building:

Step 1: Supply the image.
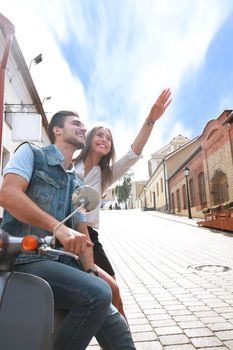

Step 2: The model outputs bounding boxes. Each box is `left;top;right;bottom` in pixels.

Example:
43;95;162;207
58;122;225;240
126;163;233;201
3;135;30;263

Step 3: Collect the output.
169;110;233;218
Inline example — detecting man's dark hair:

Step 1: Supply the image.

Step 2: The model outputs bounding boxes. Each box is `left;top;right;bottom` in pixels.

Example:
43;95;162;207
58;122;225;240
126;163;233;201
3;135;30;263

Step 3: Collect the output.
48;110;79;143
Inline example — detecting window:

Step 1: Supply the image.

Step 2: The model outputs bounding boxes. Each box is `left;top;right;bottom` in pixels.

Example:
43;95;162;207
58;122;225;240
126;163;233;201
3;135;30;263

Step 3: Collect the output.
176;189;181;212
171;193;175;213
157;183;159;196
189;179;195;207
182;184;187;209
198;173;206;205
160;178;163;193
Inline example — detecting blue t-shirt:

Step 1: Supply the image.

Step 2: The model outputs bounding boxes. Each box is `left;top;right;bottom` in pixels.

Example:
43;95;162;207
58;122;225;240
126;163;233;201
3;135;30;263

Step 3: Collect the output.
4;143;85;224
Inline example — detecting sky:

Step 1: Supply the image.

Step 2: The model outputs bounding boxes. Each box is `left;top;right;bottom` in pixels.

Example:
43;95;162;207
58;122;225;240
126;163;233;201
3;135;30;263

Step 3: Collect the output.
1;0;233;180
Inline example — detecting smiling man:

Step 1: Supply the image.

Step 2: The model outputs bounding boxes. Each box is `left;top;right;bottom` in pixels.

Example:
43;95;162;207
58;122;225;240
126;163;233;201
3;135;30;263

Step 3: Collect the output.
0;110;136;350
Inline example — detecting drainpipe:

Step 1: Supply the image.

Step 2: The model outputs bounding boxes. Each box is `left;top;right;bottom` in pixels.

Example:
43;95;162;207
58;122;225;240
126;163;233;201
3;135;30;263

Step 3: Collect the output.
162;158;169;212
0;14;15;166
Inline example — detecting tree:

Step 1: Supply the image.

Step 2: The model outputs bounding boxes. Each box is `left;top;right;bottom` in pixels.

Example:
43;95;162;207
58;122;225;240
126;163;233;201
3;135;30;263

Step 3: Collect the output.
115;172;133;209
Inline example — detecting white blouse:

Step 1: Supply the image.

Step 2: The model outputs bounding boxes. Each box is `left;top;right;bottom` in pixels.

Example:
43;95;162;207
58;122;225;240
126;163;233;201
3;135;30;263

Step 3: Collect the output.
75;148;142;228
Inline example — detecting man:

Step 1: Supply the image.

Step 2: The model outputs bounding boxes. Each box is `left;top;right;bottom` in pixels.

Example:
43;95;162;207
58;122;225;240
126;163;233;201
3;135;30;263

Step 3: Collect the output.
0;111;135;350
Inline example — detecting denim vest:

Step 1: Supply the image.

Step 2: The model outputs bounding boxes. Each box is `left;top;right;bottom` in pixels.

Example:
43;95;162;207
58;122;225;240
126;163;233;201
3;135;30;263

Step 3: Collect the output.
1;143;83;264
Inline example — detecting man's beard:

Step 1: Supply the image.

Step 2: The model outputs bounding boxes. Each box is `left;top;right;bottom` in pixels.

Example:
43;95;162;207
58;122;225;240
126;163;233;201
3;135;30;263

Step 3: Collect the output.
66;137;85;149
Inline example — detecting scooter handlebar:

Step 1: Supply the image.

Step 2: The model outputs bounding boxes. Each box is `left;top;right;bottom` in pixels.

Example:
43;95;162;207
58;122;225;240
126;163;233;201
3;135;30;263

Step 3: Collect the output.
0;230;79;262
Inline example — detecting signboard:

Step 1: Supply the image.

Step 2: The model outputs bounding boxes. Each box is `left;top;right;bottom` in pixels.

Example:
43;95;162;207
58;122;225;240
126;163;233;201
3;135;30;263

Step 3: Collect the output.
12;113;42;141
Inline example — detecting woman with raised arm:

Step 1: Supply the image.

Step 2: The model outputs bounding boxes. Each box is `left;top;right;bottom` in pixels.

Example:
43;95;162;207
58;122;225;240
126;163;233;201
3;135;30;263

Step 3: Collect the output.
74;88;171;318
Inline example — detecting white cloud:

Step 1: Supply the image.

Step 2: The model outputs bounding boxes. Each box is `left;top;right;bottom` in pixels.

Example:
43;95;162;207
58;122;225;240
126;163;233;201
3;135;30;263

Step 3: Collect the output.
1;0;233;180
1;0;89;122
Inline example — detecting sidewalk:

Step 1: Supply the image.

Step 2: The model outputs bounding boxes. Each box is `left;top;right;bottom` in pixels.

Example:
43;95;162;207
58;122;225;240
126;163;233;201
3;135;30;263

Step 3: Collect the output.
144;210;200;227
87;209;233;350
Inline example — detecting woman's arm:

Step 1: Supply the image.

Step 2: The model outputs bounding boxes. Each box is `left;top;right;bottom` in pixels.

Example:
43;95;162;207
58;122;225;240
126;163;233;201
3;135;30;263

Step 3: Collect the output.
107;89;171;189
131;88;171;155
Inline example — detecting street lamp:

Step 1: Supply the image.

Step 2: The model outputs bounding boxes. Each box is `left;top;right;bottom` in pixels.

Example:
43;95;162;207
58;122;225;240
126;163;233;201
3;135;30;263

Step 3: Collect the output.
42;96;51;104
28;54;43;71
183;166;192;219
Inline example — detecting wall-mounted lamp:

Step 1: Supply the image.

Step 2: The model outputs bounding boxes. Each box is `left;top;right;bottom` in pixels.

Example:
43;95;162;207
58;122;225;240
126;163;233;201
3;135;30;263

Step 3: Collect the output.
28;54;43;71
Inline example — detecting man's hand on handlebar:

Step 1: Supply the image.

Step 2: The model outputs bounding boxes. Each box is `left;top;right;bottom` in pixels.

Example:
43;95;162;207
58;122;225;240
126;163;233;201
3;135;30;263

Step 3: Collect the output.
54;224;93;255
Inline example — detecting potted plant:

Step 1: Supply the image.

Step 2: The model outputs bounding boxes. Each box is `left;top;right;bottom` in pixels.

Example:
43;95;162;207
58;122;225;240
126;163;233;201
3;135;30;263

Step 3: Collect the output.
223;200;233;209
202;207;210;214
210;204;222;212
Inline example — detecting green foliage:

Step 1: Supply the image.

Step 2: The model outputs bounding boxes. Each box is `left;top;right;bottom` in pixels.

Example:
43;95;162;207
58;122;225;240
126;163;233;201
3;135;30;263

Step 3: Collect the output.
115;173;133;207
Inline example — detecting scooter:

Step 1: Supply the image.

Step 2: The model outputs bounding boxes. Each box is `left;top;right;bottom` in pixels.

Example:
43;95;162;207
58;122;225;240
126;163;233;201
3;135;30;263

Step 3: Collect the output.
0;185;100;350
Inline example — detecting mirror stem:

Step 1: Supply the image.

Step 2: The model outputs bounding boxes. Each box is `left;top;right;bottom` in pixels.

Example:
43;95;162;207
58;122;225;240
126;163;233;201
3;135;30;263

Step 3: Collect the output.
51;204;84;247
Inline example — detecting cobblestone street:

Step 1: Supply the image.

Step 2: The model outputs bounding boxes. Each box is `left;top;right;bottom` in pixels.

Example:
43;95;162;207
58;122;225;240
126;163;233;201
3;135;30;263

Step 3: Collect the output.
87;209;233;350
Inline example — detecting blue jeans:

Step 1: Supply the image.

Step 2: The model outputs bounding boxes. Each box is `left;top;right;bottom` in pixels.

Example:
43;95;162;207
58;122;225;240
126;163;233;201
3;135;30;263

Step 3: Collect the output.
14;256;135;350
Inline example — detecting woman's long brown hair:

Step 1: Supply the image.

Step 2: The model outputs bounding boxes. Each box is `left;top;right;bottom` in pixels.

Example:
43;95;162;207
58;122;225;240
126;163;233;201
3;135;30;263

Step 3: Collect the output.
74;126;116;193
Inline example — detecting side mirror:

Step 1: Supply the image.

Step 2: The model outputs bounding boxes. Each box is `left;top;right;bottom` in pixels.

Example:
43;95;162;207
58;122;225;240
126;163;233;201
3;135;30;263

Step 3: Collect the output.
72;185;100;212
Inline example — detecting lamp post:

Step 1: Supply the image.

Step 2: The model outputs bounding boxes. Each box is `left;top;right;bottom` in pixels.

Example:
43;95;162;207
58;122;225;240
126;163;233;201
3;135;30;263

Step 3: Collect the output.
183;166;192;219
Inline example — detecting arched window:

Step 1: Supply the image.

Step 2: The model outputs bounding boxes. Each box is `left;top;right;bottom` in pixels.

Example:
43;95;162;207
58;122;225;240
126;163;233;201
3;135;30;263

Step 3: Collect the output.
182;184;186;209
198;173;206;205
189;179;195;207
176;189;181;212
171;193;175;213
210;169;229;205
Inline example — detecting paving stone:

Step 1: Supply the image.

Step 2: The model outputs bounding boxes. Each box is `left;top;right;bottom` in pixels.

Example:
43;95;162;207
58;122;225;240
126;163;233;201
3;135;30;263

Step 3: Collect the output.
130;324;153;333
222;313;233;319
168;309;192;316
224;340;233;349
198;347;228;350
173;315;198;322
188;305;212;311
178;320;205;329
200;316;227;323
128;318;149;325
147;313;171;321
184;327;213;337
216;330;233;340
145;307;168;314
207;322;233;331
164;304;187;311
164;345;195;350
127;312;145;319
132;331;158;341
135;341;163;350
151;319;177;327
206;302;230;308
154;326;183;336
194;310;219;317
215;307;233;313
190;336;223;347
159;334;189;345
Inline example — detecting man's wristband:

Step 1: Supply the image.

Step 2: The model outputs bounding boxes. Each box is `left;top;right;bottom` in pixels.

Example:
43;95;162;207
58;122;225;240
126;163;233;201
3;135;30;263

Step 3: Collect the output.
86;267;99;276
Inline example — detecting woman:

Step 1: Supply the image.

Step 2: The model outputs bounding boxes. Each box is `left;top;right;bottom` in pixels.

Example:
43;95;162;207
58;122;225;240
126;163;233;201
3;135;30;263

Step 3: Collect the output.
75;88;171;317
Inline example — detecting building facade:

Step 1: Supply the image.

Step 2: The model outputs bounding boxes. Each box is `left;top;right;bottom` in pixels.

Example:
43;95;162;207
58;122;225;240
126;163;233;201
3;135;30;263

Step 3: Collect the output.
143;135;200;212
169;110;233;218
0;13;50;217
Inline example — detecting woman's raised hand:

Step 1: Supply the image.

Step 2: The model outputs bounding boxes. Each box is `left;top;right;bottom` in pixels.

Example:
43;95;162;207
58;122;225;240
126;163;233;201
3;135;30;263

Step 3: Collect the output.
146;88;172;124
